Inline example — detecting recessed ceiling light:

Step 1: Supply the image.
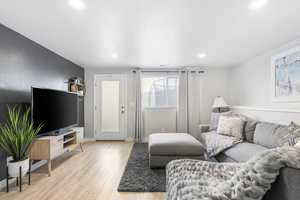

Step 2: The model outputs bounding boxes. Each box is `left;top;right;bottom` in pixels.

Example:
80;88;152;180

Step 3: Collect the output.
248;0;268;10
197;53;207;59
68;0;86;11
112;53;118;59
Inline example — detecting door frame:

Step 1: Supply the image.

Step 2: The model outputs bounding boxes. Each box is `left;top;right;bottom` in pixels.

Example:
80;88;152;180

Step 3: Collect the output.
93;74;127;140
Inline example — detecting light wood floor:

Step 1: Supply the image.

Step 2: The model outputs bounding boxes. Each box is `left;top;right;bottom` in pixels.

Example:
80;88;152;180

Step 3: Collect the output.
0;141;165;200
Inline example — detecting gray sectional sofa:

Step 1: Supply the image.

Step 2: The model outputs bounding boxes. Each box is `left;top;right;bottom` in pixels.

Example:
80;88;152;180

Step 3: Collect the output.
198;118;300;200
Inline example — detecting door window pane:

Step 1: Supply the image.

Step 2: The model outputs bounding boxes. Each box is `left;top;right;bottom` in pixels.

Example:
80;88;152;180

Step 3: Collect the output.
101;81;119;132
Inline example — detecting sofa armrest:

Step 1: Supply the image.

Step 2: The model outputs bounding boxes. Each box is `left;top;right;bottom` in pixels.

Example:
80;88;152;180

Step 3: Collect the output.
199;124;210;134
264;167;300;200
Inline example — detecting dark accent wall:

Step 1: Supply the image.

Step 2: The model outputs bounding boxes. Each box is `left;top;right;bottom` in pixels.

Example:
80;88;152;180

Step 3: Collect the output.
0;23;84;181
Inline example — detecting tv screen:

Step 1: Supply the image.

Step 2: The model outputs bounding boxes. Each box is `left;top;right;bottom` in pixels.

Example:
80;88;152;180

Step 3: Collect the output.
32;87;78;135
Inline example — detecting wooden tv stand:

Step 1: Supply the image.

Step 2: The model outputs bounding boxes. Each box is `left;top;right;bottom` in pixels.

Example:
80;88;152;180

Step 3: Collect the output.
30;128;83;176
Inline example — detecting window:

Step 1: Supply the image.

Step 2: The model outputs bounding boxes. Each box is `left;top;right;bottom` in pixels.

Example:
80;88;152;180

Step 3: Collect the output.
141;73;179;108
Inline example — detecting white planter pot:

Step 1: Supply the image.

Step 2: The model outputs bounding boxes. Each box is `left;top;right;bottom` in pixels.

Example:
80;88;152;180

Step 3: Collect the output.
7;158;29;178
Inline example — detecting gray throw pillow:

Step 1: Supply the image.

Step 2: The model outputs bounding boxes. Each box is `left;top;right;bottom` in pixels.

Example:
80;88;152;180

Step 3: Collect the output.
244;119;258;142
284;122;300;146
254;122;289;148
239;116;258;142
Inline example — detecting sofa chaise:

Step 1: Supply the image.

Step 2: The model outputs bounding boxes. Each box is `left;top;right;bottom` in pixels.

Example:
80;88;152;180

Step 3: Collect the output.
148;133;205;168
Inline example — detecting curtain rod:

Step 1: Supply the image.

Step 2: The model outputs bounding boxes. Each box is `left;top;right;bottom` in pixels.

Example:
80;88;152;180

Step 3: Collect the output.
140;70;205;73
133;69;205;73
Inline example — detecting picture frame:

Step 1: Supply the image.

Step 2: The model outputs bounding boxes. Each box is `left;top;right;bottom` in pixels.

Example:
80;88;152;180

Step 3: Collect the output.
271;46;300;102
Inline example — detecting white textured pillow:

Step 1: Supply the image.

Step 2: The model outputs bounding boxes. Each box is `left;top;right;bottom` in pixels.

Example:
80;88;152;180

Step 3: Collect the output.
217;116;244;139
210;111;232;130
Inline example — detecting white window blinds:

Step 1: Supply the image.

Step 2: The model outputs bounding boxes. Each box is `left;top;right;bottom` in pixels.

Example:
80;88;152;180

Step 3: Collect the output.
141;72;179;108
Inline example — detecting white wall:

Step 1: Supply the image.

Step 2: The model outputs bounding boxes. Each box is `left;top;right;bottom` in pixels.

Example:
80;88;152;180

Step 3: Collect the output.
200;68;230;124
229;38;300;109
229;38;300;124
84;67;230;138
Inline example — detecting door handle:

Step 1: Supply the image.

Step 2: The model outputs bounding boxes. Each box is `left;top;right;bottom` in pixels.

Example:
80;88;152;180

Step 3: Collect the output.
121;106;125;114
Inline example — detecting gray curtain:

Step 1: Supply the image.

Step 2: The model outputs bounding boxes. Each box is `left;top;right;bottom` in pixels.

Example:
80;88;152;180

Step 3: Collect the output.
130;69;143;142
177;70;188;132
177;68;203;137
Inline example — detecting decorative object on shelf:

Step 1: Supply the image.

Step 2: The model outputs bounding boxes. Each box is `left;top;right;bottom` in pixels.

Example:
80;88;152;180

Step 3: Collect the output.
212;96;229;113
67;77;85;96
271;46;300;102
0;107;43;178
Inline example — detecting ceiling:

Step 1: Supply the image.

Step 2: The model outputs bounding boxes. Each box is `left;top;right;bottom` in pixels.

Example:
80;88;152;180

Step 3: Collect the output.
0;0;300;68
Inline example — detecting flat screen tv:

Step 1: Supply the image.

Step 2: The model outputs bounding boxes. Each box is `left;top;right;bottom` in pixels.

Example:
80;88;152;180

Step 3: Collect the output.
31;87;78;135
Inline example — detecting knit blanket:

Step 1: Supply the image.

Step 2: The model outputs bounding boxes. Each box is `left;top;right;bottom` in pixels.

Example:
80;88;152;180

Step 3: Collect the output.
166;146;300;200
200;132;242;158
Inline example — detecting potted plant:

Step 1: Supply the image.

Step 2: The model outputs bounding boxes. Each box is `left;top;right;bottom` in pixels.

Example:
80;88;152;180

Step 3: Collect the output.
0;107;43;177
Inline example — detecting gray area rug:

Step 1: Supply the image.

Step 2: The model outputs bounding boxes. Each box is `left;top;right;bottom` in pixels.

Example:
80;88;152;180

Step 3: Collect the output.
118;143;166;192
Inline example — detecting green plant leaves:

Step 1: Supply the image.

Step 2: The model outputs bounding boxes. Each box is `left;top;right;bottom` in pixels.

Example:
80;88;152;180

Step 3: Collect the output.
0;106;43;161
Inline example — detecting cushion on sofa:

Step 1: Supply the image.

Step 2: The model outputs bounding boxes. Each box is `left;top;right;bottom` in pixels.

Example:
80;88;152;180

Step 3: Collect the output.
215;153;237;163
243;118;258;142
254;122;289;148
286;122;300;146
148;133;204;156
210;111;232;130
221;142;268;162
217;115;244;139
200;131;242;157
277;122;300;147
234;114;258;142
218;113;258;142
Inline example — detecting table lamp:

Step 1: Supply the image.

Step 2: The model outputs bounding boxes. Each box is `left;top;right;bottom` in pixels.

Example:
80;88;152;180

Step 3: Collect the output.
212;96;229;113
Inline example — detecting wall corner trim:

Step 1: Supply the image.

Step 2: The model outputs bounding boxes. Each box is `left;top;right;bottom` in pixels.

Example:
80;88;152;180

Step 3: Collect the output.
231;106;300;113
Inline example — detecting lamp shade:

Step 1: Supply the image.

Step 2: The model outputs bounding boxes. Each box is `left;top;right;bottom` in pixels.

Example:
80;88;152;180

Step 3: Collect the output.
212;96;228;108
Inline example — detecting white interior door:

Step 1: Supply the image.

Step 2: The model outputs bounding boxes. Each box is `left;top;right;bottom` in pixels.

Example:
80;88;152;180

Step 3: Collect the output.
94;74;126;140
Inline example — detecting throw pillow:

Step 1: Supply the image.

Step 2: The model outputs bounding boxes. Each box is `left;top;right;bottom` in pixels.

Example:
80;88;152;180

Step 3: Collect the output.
254;122;289;148
224;113;258;142
210;111;232;130
287;122;300;146
217;116;244;139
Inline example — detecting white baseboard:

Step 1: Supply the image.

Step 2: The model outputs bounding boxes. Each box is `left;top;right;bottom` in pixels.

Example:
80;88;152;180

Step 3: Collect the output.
125;137;134;142
87;137;135;142
0;176;16;191
81;138;96;142
31;160;48;171
125;137;147;143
